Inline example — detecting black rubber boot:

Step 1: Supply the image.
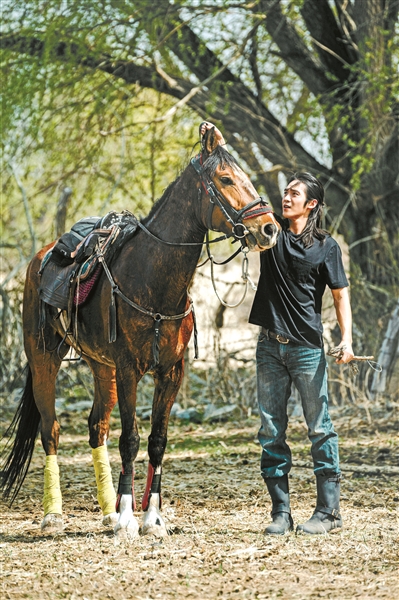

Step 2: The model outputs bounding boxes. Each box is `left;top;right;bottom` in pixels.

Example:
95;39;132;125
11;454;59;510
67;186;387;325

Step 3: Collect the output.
264;475;294;535
296;474;342;535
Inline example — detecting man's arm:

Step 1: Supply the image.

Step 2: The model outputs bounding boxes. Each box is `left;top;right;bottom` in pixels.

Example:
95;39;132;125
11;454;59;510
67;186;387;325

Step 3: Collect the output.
331;287;354;363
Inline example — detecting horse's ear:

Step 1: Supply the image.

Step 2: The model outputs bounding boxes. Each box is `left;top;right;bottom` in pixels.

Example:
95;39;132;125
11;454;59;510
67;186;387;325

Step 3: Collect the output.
203;126;219;155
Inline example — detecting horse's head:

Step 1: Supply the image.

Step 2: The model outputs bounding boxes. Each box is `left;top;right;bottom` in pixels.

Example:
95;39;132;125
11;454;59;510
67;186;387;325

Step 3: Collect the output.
194;127;281;251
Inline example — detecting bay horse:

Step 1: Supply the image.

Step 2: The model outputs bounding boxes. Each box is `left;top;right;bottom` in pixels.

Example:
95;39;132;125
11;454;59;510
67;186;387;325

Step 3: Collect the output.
1;127;281;538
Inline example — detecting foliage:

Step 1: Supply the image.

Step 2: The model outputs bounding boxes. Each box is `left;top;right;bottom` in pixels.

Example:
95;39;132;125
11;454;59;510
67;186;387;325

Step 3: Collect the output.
1;0;398;397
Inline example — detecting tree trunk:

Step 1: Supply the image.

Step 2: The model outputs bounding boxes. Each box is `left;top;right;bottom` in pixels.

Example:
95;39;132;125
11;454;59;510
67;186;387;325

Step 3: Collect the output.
55;187;72;238
370;299;399;397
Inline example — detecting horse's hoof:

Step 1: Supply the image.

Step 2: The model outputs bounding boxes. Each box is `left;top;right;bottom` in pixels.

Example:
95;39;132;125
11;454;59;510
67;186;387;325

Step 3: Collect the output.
142;506;168;537
41;513;63;534
114;516;140;540
102;512;118;528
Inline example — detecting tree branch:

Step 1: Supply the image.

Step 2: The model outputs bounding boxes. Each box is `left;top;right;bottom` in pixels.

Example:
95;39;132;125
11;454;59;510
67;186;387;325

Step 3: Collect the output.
1;29;351;217
301;0;357;83
8;162;36;259
257;0;338;98
135;10;344;185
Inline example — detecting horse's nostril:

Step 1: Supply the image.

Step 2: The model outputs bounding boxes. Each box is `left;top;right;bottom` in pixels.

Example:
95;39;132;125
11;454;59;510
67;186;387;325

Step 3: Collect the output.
263;223;275;237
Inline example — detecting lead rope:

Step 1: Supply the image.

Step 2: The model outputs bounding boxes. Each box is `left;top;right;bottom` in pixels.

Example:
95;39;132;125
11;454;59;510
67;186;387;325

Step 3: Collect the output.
327;346;382;375
208;244;257;309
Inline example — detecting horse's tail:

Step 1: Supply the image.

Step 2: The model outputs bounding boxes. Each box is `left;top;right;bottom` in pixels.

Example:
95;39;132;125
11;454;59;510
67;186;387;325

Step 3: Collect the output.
1;366;41;503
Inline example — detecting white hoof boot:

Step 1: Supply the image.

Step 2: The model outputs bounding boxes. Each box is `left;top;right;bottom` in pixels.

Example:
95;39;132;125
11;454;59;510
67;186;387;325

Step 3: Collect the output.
41;513;63;534
142;494;168;537
114;495;139;540
102;512;118;528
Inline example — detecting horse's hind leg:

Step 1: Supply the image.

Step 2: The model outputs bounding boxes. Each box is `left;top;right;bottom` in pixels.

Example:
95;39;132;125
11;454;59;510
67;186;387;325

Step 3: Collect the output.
85;359;118;528
29;346;64;534
142;359;184;537
21;257;65;533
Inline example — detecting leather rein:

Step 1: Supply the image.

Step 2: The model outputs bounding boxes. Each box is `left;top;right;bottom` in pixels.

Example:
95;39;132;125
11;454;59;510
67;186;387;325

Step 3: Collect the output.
137;152;273;250
190;152;273;247
98;152;272;366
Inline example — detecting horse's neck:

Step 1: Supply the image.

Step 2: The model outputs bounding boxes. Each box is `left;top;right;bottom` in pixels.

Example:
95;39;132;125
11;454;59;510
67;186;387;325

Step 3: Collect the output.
117;172;206;310
145;173;205;245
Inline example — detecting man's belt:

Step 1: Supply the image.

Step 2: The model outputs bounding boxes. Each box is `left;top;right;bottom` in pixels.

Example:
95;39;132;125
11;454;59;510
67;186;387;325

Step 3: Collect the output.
262;328;290;344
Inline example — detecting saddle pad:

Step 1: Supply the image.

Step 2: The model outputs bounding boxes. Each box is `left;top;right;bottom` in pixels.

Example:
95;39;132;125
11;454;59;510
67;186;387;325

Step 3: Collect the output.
74;264;102;305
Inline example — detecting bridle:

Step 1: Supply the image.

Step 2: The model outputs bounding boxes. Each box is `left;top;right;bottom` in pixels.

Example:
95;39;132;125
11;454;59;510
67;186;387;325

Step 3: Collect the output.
137;151;274;249
89;149;277;366
190;152;273;247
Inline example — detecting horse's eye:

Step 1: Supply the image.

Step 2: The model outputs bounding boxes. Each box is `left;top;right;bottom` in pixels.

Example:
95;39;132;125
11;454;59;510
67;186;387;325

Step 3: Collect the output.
220;176;233;185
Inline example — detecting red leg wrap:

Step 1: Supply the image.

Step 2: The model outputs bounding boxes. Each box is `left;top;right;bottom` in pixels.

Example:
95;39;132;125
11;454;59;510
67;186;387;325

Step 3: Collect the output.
142;463;162;511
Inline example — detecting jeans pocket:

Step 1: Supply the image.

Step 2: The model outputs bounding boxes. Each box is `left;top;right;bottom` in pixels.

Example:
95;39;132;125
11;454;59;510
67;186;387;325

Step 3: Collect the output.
258;333;267;343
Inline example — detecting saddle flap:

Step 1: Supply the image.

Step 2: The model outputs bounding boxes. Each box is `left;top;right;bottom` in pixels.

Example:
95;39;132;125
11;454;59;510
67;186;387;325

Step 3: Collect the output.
39;261;77;310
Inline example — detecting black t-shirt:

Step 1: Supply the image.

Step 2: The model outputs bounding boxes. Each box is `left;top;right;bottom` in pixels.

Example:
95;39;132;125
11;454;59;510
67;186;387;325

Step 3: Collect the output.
249;227;349;348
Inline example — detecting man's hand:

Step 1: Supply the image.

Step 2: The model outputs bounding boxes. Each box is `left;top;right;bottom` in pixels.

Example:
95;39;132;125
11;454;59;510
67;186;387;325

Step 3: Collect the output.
199;121;226;146
334;343;355;364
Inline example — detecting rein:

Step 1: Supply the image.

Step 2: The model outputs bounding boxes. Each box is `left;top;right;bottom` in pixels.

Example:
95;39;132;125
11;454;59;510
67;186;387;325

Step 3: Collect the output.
137;220;229;247
90;151;269;365
205;235;258;309
190;153;273;245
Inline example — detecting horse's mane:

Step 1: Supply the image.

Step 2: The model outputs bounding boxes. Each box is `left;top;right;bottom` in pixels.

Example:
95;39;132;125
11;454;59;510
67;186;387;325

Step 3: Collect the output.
202;145;242;176
142;178;182;224
142;146;240;224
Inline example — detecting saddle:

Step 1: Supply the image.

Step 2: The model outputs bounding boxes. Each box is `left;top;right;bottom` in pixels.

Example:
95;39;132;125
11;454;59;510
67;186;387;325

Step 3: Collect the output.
39;211;139;311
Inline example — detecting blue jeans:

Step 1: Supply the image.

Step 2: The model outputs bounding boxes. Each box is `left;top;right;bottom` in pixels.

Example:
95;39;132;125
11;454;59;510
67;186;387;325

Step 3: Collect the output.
256;332;340;479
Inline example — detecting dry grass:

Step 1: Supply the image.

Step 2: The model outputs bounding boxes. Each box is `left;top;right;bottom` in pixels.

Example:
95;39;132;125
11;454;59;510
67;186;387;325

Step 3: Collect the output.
1;414;398;600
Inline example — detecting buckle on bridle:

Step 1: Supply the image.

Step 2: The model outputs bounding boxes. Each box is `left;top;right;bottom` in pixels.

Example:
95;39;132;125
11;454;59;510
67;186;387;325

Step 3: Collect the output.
191;153;270;245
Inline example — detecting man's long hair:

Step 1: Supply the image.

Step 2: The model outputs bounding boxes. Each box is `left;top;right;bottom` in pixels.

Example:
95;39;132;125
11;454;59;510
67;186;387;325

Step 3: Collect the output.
286;172;329;247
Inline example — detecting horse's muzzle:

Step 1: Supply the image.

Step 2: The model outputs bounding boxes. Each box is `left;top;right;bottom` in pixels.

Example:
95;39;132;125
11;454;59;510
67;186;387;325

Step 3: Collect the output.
246;222;280;251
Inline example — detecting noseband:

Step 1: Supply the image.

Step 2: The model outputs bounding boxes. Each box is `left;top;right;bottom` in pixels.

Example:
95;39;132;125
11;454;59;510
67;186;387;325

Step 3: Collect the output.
190;153;273;244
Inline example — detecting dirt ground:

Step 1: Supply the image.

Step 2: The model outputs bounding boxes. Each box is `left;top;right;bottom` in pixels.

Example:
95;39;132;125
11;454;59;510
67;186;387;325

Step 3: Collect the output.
1;409;398;600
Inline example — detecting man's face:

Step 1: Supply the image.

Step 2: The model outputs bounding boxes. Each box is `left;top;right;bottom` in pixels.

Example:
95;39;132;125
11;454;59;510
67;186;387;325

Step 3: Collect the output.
282;180;316;220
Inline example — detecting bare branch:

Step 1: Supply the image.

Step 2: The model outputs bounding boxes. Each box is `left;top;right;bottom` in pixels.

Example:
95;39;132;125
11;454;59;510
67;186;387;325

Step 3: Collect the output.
257;0;337;97
8;163;36;259
301;0;357;80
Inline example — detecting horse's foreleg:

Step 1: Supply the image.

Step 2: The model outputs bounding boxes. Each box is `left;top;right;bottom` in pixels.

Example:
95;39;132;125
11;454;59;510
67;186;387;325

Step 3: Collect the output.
87;360;119;528
114;368;141;539
142;360;184;537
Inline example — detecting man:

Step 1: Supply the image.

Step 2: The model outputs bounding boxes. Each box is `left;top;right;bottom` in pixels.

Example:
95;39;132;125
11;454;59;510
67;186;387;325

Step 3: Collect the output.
200;122;354;535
